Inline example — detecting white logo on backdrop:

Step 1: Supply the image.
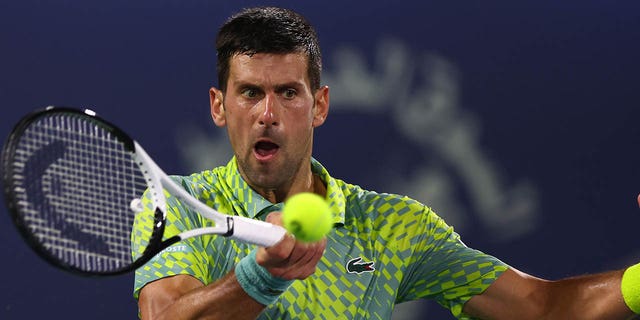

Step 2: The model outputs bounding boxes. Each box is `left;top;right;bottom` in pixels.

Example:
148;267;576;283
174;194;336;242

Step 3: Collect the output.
174;39;538;241
323;39;538;240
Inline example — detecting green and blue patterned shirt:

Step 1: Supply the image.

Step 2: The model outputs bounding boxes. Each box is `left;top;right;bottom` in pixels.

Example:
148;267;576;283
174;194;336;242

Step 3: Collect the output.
132;158;508;319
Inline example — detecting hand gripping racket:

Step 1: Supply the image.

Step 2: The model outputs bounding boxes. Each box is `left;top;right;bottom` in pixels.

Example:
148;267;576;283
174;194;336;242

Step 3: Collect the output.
1;107;286;276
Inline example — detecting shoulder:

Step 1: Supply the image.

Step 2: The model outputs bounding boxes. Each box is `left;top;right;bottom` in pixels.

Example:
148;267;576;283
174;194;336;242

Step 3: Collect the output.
314;159;438;234
169;165;228;197
338;183;438;240
161;165;234;224
171;166;224;186
343;183;429;220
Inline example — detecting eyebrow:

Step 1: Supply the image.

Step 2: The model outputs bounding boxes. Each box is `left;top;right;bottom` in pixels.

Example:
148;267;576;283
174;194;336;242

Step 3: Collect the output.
274;82;304;92
233;81;305;92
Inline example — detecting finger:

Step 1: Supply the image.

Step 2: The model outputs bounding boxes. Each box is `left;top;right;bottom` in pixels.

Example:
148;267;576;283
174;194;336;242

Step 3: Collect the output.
258;233;296;266
298;239;326;269
288;236;327;264
298;243;326;278
308;238;327;265
265;211;283;226
637;193;640;208
276;239;327;279
287;242;316;265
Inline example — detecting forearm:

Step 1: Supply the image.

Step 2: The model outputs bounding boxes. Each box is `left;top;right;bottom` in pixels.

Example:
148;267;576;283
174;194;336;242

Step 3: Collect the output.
139;216;324;320
143;272;265;320
545;270;633;319
465;267;637;319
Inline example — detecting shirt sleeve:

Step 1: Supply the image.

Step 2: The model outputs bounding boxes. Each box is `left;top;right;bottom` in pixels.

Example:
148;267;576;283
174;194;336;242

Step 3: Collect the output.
396;204;508;319
131;179;211;300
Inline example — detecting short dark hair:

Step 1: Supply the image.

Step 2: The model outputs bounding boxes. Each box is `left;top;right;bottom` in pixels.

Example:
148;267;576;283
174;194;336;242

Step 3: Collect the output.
216;7;322;92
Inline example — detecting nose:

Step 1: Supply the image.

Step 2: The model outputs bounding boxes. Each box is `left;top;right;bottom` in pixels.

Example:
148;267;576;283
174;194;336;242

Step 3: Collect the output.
258;93;279;127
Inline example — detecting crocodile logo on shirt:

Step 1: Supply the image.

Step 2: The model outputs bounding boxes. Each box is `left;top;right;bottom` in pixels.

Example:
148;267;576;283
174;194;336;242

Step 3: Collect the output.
346;257;375;274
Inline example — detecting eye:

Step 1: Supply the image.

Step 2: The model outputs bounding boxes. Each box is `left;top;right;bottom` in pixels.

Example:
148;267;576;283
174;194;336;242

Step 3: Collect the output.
282;88;297;99
241;88;260;99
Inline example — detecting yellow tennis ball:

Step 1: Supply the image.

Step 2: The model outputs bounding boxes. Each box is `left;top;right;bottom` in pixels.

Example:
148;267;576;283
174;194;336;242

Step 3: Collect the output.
282;192;332;242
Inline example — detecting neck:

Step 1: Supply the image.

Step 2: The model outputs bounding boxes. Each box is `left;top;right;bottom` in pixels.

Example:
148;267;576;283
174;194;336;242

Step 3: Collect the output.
259;172;326;204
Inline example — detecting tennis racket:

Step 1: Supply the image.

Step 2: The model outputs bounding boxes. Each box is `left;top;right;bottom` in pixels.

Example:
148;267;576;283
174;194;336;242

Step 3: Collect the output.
1;106;286;276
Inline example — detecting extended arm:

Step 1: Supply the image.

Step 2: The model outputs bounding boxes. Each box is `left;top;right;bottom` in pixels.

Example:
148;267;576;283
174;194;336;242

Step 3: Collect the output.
464;267;635;319
464;194;640;319
139;272;263;320
137;212;326;320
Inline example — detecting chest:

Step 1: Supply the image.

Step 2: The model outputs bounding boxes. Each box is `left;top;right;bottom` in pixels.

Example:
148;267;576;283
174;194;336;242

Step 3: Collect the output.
206;225;407;320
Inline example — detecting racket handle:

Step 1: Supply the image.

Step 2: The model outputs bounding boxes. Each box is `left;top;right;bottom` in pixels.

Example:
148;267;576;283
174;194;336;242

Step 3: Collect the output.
230;216;286;247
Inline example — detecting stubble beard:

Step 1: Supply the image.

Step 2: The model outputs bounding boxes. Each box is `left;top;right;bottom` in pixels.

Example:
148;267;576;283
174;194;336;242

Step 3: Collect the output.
237;135;313;197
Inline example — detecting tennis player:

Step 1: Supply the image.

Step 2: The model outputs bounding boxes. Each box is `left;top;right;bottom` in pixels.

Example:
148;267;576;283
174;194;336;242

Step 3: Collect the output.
132;7;639;319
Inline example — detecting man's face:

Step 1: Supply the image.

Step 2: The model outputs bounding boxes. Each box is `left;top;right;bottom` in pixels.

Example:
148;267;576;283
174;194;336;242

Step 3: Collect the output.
210;52;328;194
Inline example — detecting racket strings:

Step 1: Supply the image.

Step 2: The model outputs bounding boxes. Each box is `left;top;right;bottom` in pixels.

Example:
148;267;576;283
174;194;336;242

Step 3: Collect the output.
9;113;148;272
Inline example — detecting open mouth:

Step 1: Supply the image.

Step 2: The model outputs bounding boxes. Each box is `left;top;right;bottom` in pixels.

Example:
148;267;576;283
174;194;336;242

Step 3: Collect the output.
254;140;279;159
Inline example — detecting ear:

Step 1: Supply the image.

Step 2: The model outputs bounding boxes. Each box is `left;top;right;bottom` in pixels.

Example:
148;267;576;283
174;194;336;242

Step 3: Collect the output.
210;87;226;127
312;85;330;127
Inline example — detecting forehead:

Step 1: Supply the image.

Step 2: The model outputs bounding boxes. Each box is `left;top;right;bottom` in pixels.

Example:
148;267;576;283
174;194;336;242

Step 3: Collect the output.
228;52;310;86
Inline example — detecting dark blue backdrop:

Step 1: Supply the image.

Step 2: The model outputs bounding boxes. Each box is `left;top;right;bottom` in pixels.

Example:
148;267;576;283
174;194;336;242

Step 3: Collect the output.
1;1;639;319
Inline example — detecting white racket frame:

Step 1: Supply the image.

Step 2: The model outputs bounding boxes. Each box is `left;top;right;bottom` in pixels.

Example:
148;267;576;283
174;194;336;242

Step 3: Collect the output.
132;141;286;248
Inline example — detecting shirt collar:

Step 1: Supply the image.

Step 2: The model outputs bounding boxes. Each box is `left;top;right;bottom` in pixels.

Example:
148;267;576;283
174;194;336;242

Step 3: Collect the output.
222;157;346;226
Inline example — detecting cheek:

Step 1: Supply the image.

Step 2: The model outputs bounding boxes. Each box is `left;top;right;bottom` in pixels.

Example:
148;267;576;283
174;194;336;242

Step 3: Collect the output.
288;102;315;124
284;110;313;132
225;115;249;147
